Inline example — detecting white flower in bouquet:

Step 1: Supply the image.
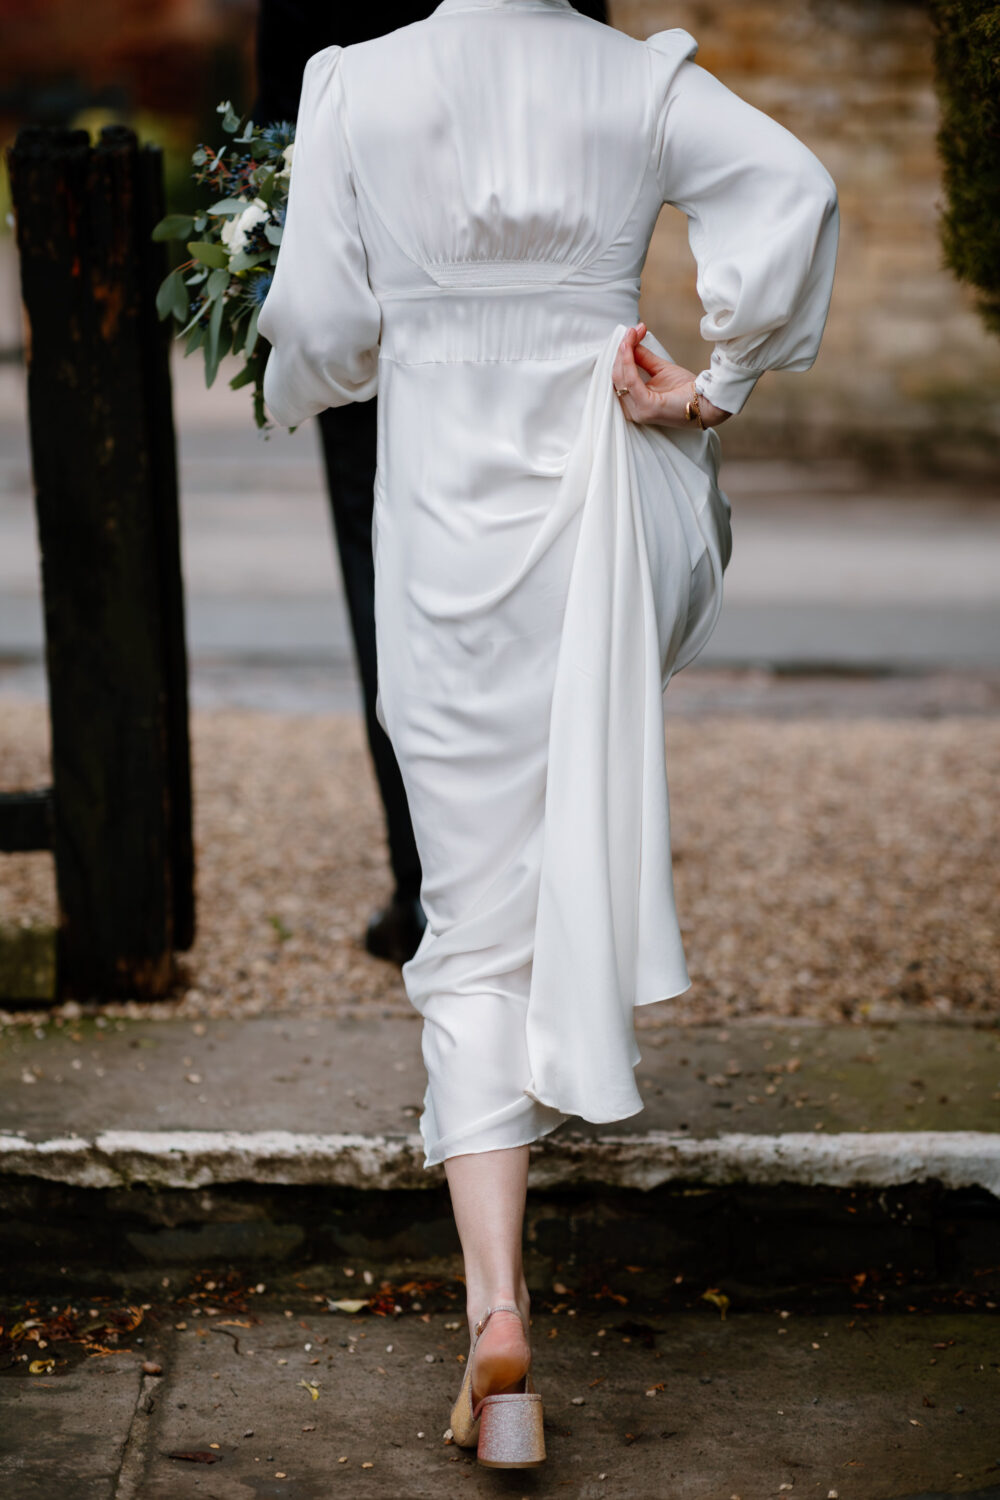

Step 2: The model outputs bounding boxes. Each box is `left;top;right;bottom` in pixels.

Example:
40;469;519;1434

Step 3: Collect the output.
220;197;270;256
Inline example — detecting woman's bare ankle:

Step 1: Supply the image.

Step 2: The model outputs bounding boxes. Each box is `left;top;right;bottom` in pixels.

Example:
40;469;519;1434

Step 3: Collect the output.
466;1281;531;1336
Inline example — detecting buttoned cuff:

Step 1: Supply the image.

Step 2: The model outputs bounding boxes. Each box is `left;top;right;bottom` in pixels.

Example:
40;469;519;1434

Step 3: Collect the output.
694;351;761;417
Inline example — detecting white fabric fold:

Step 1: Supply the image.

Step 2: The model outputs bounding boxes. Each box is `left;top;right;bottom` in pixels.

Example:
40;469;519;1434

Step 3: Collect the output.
521;323;728;1122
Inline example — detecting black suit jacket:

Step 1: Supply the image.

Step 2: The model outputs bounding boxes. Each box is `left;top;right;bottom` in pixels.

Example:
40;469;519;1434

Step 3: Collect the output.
253;0;608;123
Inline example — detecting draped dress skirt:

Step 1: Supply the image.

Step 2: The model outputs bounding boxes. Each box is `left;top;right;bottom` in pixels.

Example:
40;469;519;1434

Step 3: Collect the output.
371;288;732;1167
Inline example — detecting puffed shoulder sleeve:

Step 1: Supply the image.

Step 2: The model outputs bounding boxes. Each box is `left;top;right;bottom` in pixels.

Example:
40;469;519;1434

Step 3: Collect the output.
258;45;380;426
647;31;839;416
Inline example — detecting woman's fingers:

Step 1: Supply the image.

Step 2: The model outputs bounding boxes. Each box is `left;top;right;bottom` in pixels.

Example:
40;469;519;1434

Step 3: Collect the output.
632;340;668;379
613;326;652;413
612;329;638;401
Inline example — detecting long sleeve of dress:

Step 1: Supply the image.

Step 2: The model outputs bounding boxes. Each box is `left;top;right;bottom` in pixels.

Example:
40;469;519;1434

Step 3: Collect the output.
648;33;839;416
258;45;381;426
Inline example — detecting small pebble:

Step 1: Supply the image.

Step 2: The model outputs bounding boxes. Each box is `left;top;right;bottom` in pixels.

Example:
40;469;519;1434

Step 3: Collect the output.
141;1361;162;1376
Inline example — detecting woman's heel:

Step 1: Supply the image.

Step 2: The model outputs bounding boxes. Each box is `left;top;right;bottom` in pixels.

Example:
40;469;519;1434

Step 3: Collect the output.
475;1390;546;1469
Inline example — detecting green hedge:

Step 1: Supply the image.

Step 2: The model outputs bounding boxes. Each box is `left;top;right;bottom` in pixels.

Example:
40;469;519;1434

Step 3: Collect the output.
929;0;1000;336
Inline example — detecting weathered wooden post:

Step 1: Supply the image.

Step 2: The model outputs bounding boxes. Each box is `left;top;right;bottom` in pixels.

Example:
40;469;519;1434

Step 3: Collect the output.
5;124;194;998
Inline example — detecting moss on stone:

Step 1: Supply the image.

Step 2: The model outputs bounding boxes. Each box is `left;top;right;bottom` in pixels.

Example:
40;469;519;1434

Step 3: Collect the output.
930;0;1000;335
0;923;56;1003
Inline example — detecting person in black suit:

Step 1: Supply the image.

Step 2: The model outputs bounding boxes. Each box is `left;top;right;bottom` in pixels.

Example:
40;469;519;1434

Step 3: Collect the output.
252;0;608;967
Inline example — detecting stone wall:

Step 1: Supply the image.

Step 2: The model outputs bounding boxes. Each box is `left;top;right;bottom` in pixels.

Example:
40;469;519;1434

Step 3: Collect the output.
615;0;1000;473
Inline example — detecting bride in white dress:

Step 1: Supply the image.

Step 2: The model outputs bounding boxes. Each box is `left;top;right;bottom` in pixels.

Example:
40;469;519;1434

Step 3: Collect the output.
259;0;837;1466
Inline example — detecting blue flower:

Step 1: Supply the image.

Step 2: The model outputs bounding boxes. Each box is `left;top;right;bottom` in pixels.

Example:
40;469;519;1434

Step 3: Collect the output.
257;121;296;151
245;272;273;306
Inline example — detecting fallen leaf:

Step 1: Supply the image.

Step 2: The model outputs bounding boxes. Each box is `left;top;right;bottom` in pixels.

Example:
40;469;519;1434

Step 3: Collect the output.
327;1299;367;1314
168;1451;220;1464
701;1289;730;1321
298;1379;320;1401
29;1359;55;1375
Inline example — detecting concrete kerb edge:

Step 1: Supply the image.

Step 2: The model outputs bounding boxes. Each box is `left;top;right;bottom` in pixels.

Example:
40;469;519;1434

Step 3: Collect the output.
0;1128;998;1196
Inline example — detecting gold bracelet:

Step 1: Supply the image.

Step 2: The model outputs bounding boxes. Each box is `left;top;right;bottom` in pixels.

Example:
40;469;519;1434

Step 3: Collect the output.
684;386;707;430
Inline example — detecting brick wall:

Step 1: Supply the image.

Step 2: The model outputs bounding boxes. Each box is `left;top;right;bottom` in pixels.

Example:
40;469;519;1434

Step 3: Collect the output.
616;0;1000;474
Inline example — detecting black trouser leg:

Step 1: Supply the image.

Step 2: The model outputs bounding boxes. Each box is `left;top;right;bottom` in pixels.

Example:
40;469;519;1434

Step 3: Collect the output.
316;398;422;902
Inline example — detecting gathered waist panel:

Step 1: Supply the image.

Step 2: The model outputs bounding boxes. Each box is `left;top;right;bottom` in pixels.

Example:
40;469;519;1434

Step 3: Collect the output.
376;276;641;366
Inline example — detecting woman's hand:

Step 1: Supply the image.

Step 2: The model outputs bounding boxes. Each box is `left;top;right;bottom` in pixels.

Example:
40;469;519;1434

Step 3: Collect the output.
611;323;731;429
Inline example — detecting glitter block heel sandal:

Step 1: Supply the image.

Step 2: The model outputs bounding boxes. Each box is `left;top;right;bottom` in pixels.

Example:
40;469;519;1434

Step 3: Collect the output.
448;1301;546;1469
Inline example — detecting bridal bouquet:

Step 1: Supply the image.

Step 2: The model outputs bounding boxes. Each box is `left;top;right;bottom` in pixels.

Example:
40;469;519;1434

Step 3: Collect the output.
153;102;294;428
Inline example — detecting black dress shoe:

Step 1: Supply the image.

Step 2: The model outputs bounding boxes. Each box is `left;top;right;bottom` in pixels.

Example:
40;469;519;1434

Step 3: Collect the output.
365;894;427;967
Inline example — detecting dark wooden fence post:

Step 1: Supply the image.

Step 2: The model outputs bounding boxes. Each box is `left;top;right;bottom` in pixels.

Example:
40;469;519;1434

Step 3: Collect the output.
7;124;195;998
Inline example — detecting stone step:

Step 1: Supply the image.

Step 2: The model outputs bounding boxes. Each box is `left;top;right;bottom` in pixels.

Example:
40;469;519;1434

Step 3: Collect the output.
1;1013;998;1195
2;1014;998;1294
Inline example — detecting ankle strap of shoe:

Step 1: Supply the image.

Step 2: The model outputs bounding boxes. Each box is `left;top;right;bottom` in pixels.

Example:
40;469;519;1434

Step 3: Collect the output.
474;1301;522;1339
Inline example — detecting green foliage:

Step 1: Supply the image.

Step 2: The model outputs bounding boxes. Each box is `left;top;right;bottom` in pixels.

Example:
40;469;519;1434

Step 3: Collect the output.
151;100;296;427
929;0;1000;336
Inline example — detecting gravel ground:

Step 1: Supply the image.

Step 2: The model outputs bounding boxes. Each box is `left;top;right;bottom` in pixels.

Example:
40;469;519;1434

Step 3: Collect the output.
1;700;997;1026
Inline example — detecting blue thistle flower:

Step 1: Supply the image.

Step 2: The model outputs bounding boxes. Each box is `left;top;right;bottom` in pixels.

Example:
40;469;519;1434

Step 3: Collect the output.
244;271;274;306
257;121;296;150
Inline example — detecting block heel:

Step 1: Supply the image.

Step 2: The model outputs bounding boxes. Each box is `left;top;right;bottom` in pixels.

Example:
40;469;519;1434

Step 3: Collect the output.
476;1388;546;1468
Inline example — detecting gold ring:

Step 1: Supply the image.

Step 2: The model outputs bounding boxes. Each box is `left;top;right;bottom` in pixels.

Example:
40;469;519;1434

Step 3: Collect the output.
615;386;629;397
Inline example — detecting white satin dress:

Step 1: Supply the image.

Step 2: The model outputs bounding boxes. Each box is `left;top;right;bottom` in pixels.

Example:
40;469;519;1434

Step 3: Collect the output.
258;0;839;1169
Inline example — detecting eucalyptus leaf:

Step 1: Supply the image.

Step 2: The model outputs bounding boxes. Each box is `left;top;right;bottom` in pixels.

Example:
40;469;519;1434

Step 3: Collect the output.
208;197;249;215
152;214;194;242
192;147;208;167
264;223;283;247
206;267;230;302
188;240;230;270
218;101;241;133
244;304;262;359
229;358;257;391
228;250;271;273
185;322;205;355
185;267;208;286
155;271;175;321
155;269;189;324
204;292;226;388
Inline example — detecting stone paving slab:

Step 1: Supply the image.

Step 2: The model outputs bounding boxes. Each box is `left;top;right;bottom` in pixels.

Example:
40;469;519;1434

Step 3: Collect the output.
0;1349;142;1499
1;1015;997;1193
2;1300;998;1500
